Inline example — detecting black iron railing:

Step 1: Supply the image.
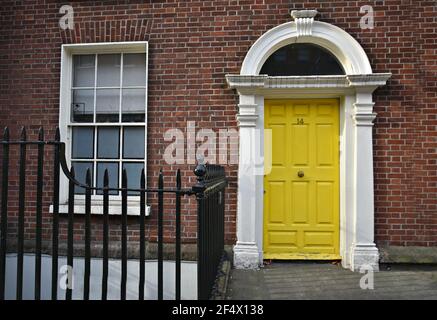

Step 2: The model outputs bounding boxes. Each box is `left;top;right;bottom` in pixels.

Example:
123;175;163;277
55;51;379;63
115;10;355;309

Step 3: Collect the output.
0;126;227;300
193;164;227;300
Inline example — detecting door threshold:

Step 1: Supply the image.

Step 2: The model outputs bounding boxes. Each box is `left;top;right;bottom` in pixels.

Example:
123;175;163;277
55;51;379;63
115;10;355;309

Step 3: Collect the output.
263;253;341;260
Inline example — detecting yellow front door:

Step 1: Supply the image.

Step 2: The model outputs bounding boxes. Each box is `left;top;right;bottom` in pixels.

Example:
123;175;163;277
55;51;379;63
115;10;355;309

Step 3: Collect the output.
264;99;340;260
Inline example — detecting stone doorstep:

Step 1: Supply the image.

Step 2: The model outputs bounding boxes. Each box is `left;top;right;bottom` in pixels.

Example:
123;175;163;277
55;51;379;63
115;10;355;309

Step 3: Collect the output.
379;246;437;264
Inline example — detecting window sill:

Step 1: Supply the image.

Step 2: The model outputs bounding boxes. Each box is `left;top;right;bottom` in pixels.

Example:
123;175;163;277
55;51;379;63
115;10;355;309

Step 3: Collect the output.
49;202;151;216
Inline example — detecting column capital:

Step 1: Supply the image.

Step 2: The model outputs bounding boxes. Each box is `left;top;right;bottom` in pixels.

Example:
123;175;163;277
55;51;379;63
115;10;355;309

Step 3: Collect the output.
353;113;377;126
237;104;258;127
348;73;392;91
353;102;376;126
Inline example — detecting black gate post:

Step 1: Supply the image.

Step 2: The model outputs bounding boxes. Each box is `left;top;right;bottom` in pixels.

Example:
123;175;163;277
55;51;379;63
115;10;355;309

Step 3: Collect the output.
193;163;207;300
193;163;227;300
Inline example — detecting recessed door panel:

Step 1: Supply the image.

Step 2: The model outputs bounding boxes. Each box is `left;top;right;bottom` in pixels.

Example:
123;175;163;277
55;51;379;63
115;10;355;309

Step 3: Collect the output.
316;181;334;225
316;124;333;167
271;125;286;166
292;124;309;166
268;232;298;247
292;182;309;224
268;181;286;224
304;232;334;247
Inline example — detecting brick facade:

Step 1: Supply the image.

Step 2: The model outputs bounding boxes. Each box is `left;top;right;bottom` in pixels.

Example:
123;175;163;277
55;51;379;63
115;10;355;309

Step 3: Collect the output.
0;0;436;250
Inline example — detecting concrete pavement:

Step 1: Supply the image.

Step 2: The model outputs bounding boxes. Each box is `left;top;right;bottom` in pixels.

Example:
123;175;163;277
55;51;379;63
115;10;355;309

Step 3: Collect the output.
226;261;437;300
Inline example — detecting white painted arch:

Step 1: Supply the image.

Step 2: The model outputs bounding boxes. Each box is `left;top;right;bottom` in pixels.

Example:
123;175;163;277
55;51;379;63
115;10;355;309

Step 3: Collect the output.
241;21;373;76
226;13;391;271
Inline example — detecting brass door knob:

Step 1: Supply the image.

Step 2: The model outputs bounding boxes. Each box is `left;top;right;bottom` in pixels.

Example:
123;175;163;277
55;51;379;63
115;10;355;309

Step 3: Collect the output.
297;170;304;178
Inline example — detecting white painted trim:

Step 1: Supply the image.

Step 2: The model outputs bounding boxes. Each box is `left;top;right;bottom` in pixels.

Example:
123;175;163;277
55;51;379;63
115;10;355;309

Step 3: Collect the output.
59;42;148;215
227;16;391;271
226;74;391;93
241;21;372;75
49;203;151;216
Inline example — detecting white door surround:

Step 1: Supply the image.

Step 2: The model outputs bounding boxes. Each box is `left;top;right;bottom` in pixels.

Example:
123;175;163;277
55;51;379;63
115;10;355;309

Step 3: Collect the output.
226;10;391;271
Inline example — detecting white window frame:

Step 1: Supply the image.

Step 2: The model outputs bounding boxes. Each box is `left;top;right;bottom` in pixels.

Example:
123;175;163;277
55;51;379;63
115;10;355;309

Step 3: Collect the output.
57;41;150;216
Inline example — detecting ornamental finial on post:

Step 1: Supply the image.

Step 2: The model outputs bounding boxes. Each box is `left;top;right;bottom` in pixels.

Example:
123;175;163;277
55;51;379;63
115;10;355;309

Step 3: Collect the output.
193;155;207;198
194;154;206;183
290;9;318;37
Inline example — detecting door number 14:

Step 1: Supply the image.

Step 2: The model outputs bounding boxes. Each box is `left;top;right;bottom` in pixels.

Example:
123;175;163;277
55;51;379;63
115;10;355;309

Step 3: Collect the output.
296;118;304;125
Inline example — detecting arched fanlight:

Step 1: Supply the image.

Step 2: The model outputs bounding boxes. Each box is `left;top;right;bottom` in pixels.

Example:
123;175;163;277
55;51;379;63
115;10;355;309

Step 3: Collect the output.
260;43;345;76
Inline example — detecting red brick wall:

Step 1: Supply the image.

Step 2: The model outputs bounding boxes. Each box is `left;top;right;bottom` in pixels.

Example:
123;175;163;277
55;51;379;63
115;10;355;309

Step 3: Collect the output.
0;0;436;249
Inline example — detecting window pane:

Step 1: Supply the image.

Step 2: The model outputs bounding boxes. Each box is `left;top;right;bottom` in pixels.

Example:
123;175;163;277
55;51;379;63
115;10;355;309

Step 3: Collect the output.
123;53;146;86
123;127;145;159
97;54;121;87
96;89;120;122
260;43;345;76
72;89;94;122
96;162;119;195
122;89;145;122
72;127;94;159
97;127;119;159
73;55;95;87
123;162;144;195
72;162;93;195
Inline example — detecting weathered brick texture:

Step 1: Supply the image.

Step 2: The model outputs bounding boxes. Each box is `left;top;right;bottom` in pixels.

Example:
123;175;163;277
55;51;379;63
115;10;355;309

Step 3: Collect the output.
0;0;436;249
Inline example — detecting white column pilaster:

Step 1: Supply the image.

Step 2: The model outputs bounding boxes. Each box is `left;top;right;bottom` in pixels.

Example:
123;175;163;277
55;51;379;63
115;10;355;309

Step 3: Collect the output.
350;94;379;271
233;95;262;269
